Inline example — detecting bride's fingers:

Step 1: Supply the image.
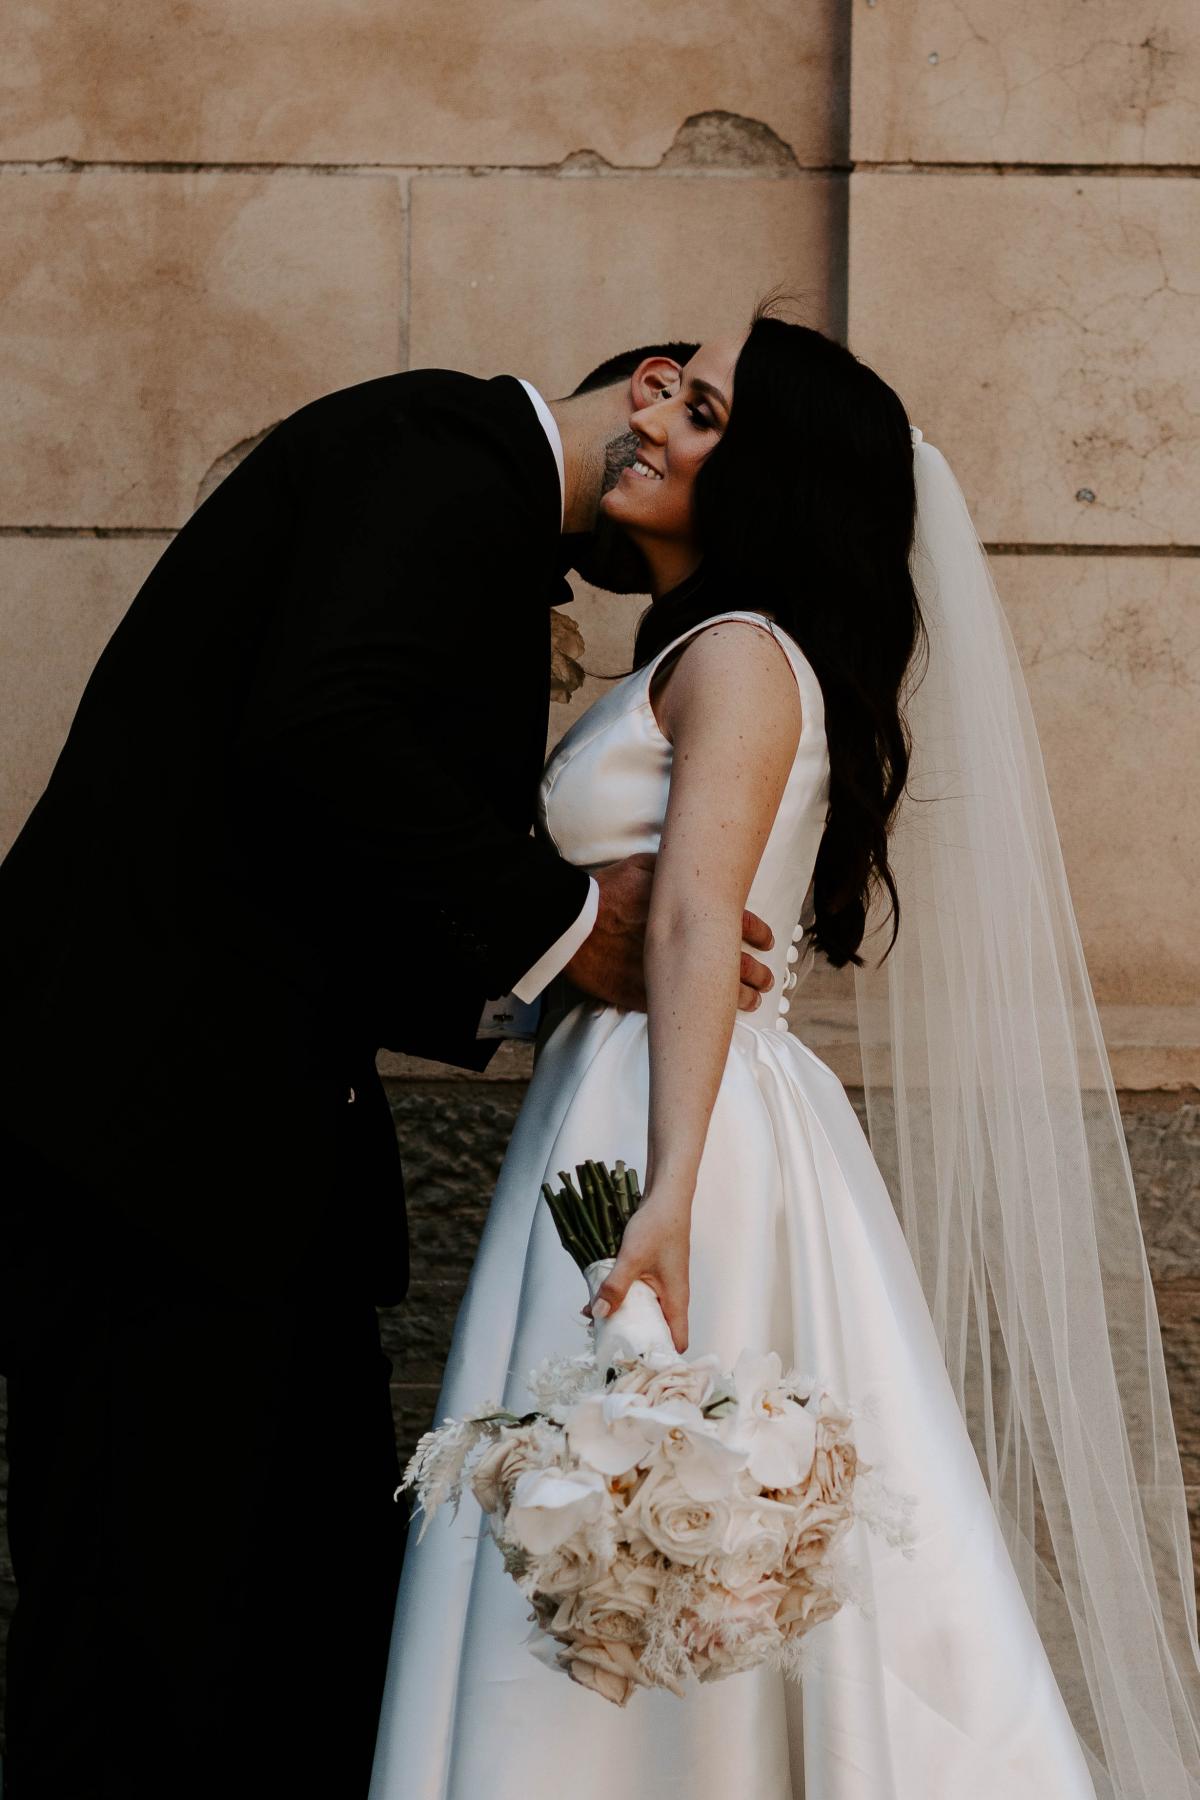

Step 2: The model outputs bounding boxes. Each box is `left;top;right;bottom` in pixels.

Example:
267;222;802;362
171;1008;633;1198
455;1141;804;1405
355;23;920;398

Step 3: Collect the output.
592;1263;633;1319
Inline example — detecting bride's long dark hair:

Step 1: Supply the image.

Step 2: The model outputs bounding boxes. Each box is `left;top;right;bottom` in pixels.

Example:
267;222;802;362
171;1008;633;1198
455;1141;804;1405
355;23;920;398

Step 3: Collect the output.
633;307;925;968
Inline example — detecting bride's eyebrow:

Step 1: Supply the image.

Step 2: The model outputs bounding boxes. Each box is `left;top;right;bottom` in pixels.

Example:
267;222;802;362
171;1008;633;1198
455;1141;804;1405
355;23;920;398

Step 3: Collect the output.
688;377;729;414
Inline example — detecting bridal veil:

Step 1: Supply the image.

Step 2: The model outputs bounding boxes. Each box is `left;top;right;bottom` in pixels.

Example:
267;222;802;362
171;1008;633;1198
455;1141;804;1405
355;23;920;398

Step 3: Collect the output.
850;434;1200;1798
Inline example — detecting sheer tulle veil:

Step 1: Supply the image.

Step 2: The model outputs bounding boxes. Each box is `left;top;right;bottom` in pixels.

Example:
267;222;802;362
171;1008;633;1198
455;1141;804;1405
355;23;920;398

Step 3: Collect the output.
849;431;1200;1797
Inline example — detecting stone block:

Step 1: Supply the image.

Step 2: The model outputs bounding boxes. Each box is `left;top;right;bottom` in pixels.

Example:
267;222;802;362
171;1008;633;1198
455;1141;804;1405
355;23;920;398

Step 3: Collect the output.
410;173;846;396
0;0;845;169
1127;1103;1200;1284
1158;1284;1200;1487
851;0;1200;167
999;555;1200;1005
1;173;404;528
848;174;1200;545
0;537;163;854
389;1382;443;1475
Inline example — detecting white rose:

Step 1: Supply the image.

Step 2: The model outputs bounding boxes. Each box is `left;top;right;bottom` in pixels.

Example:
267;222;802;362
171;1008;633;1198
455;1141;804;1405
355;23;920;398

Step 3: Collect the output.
680;1578;785;1681
504;1466;611;1555
807;1426;858;1507
563;1635;655;1707
529;1532;615;1597
706;1496;793;1592
610;1354;722;1409
776;1574;843;1636
624;1464;732;1566
471;1423;561;1516
549;1550;664;1644
783;1499;847;1572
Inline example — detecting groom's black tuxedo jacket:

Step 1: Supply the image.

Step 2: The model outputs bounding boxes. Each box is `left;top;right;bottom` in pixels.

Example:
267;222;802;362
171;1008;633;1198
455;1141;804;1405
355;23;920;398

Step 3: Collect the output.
0;370;591;1297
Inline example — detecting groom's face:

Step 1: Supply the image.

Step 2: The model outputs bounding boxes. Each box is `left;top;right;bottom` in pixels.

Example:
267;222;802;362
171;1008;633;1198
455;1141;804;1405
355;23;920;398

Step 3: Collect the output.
565;423;658;593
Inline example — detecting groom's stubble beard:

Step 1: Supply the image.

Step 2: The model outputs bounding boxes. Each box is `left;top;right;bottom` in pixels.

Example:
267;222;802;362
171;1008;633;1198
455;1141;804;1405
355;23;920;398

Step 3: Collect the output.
565;429;653;595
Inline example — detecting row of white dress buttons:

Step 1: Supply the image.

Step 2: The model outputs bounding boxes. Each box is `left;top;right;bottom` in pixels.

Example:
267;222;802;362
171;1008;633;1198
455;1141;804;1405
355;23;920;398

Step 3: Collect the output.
775;924;804;1031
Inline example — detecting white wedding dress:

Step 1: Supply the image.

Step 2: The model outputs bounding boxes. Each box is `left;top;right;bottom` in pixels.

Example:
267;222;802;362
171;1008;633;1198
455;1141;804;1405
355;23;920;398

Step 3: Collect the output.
369;610;1098;1800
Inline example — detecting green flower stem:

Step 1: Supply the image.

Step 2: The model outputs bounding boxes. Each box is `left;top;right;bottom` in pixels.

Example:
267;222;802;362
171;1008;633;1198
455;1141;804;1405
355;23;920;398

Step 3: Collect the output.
541;1160;647;1275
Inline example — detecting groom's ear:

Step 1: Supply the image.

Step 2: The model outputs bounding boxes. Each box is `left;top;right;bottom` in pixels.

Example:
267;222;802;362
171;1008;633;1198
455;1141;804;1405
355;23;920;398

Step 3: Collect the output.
629;356;684;412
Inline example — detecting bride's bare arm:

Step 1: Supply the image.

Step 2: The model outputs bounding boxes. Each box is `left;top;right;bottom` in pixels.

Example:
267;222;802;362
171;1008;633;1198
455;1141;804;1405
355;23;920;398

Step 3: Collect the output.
589;622;801;1350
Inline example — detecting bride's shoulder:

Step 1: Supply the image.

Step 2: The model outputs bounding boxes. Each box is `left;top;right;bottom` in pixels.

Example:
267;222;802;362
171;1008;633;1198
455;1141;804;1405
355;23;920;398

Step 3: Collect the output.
650;614;803;749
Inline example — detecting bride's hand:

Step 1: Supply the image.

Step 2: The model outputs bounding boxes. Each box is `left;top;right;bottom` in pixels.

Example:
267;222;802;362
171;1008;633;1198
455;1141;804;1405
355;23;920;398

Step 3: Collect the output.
585;1193;692;1354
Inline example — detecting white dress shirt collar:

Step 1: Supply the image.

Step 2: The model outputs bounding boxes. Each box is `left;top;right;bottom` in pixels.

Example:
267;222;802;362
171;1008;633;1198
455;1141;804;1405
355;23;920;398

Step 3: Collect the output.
516;378;565;531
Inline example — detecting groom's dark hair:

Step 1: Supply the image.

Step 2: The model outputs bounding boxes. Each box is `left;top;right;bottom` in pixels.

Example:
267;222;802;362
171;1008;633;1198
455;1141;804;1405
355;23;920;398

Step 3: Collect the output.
571;342;699;395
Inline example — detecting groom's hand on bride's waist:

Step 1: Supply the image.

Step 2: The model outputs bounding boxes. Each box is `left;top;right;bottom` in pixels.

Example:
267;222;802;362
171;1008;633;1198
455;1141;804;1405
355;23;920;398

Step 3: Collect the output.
563;852;774;1014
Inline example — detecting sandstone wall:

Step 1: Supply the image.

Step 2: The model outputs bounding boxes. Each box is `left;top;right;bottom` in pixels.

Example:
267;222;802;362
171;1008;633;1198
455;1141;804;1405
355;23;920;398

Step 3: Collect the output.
1;0;1197;1722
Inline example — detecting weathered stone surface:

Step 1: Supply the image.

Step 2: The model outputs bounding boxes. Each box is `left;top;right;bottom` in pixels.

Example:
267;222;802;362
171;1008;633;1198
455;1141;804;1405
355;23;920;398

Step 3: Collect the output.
193;425;279;512
0;2;844;169
409;173;846;396
999;555;1200;1006
848;174;1200;545
1;173;404;527
659;111;804;172
1091;1006;1200;1094
1132;1103;1200;1283
378;1083;524;1401
851;0;1200;167
0;537;163;853
1158;1284;1200;1487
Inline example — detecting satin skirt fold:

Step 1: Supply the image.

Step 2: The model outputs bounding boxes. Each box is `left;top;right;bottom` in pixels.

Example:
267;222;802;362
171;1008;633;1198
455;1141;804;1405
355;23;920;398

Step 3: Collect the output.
369;1006;1097;1800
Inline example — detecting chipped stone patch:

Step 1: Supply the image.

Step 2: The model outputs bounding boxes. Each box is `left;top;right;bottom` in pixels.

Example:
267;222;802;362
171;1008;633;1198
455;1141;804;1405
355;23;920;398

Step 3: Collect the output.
659;111;800;172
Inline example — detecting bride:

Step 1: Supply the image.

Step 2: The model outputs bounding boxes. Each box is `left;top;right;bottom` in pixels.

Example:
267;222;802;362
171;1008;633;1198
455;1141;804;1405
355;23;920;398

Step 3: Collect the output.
369;307;1200;1798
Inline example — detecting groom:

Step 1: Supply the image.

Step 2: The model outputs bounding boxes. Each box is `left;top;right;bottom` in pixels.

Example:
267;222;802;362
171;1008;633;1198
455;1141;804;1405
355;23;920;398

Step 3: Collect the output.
0;345;774;1796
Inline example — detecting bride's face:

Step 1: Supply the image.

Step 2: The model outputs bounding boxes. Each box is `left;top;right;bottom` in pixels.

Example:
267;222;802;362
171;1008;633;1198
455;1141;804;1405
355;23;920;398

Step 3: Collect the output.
600;335;741;555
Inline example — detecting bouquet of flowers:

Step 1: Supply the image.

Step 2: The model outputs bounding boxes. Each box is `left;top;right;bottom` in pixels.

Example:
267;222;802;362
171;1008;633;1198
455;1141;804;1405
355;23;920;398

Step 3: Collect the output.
402;1161;915;1706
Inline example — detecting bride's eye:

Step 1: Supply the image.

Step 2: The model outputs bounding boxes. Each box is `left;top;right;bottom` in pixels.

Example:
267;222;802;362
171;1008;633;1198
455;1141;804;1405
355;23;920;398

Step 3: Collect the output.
686;403;714;430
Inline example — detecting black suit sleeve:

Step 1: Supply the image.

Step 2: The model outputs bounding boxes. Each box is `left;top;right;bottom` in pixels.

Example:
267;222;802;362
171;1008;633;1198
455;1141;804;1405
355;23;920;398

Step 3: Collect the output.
234;393;591;1058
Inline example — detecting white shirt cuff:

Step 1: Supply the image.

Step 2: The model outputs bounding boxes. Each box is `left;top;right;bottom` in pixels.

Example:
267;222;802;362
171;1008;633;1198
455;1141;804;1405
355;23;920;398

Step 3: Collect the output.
511;876;599;1005
476;991;543;1041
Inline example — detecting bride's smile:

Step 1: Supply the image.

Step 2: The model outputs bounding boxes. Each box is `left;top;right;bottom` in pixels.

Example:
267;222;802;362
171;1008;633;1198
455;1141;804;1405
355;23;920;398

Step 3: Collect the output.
600;334;739;596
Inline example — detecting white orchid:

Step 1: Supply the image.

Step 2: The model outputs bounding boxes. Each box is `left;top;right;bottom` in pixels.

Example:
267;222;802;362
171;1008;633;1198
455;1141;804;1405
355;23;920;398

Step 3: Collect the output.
565;1390;665;1477
728;1350;818;1490
567;1391;748;1500
504;1466;611;1555
648;1401;750;1500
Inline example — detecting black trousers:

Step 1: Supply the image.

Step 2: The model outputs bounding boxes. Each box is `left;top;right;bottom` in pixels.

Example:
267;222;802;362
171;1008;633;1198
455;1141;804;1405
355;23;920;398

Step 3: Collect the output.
0;1132;404;1798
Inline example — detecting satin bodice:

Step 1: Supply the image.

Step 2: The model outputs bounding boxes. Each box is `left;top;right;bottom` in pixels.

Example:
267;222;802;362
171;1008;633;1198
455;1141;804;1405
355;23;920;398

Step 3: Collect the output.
537;610;832;1029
